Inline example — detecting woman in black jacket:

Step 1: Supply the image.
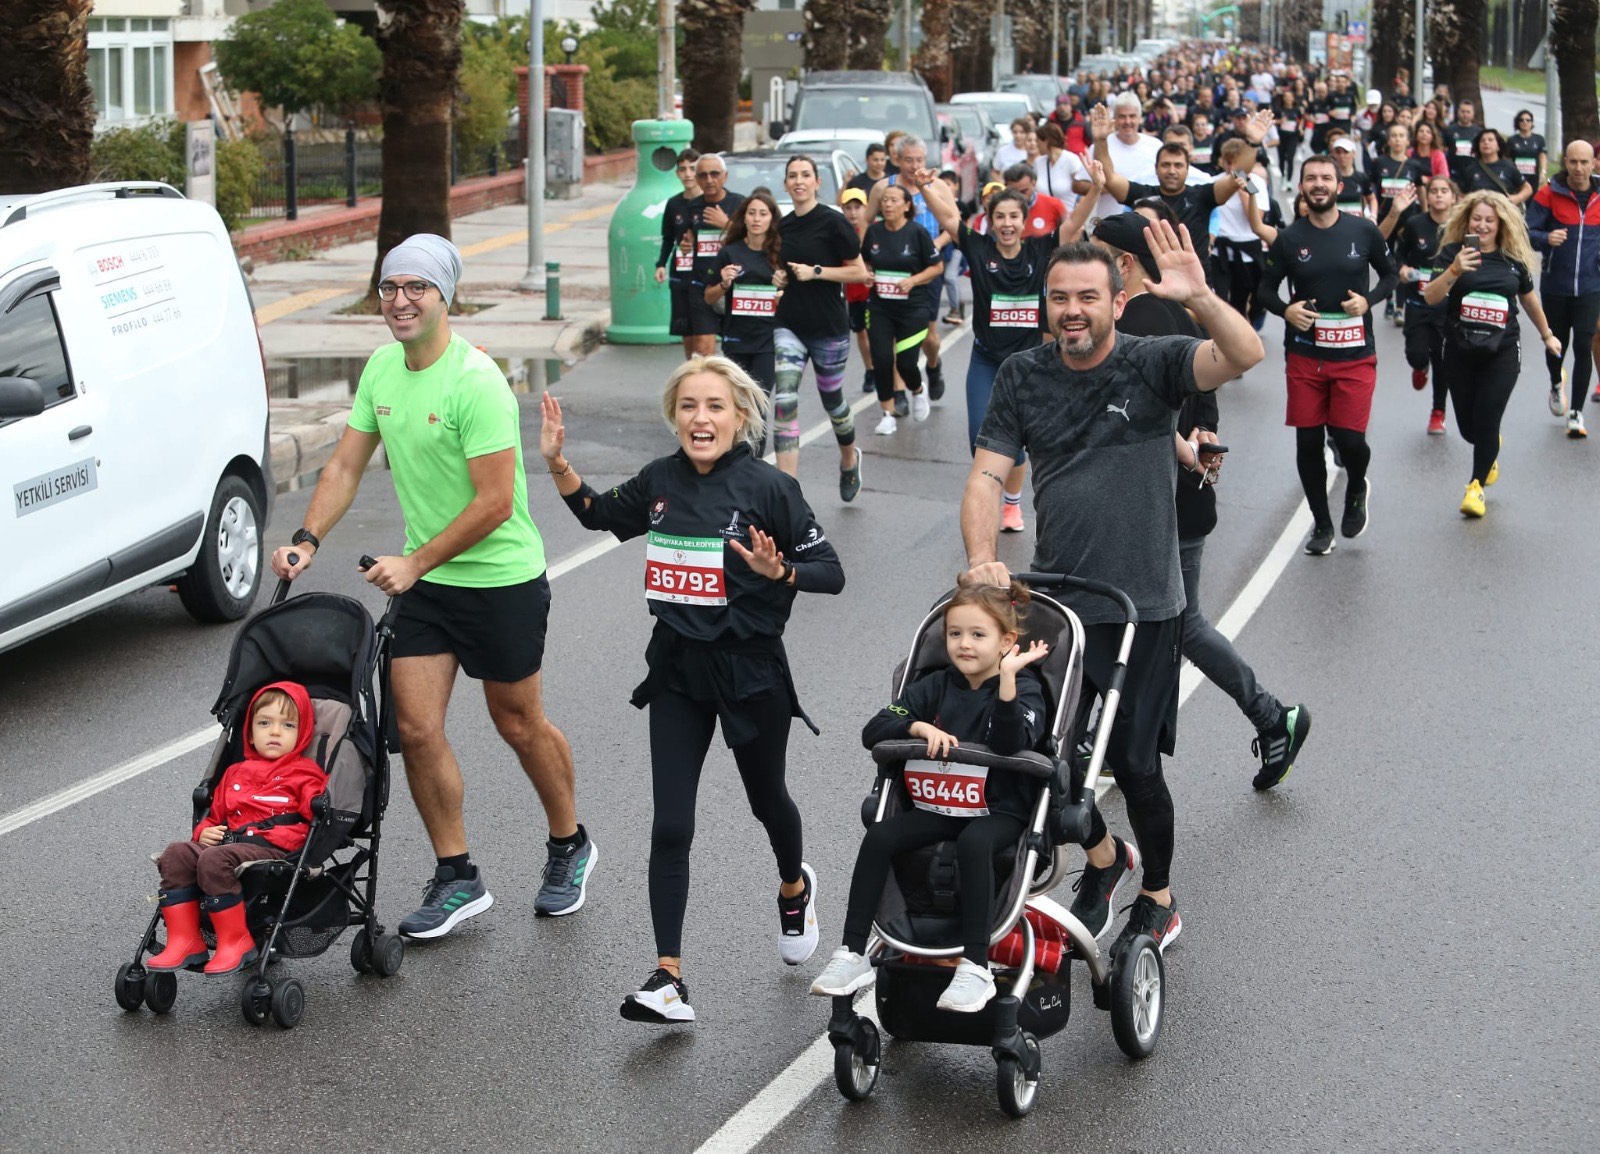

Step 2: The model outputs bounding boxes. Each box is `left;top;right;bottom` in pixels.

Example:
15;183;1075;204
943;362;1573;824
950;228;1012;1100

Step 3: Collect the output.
540;356;845;1025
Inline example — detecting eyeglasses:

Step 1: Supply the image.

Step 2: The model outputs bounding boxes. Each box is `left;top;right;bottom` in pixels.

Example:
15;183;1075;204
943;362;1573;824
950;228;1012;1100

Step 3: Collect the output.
377;281;435;302
696;170;725;181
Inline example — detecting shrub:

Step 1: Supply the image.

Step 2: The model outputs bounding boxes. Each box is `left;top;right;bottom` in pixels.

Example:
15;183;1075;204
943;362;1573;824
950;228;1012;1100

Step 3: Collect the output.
214;137;264;233
455;35;516;172
90;120;185;185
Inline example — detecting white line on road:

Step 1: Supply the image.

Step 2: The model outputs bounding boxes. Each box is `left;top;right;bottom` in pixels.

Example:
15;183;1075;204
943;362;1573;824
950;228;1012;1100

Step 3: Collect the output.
0;332;970;840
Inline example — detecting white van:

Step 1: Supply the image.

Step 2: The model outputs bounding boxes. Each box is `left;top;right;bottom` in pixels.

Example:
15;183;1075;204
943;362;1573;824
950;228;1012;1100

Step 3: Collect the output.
0;182;271;655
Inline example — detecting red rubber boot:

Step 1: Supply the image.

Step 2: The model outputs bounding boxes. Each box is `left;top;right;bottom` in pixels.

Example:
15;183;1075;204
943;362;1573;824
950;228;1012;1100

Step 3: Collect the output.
202;896;259;975
147;887;209;971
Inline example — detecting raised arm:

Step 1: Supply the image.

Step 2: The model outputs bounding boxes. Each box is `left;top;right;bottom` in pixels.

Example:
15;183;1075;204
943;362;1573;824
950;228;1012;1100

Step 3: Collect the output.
1089;104;1131;203
1143;218;1265;391
917;165;965;242
1060;156;1107;243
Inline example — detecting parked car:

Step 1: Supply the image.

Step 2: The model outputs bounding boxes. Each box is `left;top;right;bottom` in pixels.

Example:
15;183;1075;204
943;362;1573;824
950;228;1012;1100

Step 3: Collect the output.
1073;53;1139;79
771;70;964;175
938;101;999;180
718;149;860;211
950;91;1041;130
0;181;272;655
775;128;883;171
997;74;1065;111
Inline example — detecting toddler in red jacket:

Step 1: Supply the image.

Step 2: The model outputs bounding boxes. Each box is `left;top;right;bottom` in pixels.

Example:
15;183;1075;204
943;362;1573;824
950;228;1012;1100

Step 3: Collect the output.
146;681;325;975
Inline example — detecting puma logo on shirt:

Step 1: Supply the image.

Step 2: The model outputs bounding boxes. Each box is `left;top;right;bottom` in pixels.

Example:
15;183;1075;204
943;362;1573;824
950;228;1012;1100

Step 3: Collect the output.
1106;399;1132;420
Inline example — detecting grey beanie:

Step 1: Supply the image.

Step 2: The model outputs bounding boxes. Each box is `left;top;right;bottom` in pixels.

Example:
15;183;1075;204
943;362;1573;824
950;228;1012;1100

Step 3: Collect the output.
380;233;463;305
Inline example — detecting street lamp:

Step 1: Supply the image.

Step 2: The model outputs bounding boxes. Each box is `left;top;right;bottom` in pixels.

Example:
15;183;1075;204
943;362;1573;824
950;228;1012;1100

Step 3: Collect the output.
561;34;578;64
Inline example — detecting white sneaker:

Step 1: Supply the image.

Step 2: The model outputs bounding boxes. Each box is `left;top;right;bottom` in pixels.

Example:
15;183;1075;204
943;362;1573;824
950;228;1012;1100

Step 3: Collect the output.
619;967;695;1023
1568;411;1588;439
935;958;997;1013
910;389;930;422
873;412;897;436
810;946;874;996
1549;377;1568;418
778;862;819;965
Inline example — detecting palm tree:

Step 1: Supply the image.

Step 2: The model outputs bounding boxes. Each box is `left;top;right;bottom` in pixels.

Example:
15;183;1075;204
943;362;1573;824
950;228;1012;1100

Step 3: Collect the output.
1368;0;1415;100
681;0;756;151
1428;0;1484;114
1;0;95;192
915;0;953;100
847;0;892;69
803;0;851;70
1552;0;1599;145
369;0;463;298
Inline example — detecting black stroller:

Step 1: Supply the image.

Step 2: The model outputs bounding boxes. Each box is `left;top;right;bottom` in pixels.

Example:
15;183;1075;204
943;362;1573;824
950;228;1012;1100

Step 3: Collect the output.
114;571;404;1029
827;573;1167;1117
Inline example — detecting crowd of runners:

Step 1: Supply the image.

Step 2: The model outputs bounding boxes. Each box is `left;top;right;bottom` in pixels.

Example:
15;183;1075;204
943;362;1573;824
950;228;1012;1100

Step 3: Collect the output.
262;38;1596;1026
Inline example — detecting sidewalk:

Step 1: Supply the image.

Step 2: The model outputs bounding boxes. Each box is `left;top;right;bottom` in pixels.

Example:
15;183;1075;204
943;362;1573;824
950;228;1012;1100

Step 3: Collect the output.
255;178;627;486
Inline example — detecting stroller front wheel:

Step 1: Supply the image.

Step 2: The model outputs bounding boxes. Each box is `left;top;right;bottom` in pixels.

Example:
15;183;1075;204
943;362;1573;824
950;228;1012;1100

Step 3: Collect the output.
270;977;306;1029
114;963;146;1012
1110;935;1164;1059
143;971;178;1015
371;931;405;977
996;1033;1041;1118
833;1019;880;1101
240;977;272;1026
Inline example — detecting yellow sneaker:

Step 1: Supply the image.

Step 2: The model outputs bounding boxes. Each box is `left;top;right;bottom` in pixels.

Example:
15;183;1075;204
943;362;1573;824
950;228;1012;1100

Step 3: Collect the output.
1460;480;1486;518
1485;436;1501;487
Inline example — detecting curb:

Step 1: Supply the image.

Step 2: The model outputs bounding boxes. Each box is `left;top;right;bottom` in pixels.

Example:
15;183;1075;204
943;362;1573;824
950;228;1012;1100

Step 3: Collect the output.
553;309;611;361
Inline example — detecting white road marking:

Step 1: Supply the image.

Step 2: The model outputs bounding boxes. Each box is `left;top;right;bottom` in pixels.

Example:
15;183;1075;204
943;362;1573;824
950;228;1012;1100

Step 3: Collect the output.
0;330;973;839
0;725;219;838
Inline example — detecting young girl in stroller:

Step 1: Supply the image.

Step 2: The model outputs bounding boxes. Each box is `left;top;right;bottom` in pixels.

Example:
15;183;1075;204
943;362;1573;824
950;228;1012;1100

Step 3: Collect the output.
145;681;325;976
812;582;1049;1012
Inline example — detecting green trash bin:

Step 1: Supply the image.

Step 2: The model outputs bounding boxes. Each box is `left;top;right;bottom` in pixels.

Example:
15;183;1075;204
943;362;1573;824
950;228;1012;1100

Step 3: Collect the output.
607;119;695;345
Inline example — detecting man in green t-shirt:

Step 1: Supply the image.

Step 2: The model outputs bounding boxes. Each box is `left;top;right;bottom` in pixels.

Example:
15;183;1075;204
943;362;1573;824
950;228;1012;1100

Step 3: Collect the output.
271;234;597;937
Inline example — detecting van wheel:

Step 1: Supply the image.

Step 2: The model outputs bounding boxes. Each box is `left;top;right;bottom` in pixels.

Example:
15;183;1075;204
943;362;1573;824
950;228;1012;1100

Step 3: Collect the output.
177;475;263;622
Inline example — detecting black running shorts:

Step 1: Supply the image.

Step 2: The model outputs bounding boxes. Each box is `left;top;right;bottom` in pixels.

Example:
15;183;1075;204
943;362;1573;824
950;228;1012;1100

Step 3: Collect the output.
685;286;722;336
392;574;551;683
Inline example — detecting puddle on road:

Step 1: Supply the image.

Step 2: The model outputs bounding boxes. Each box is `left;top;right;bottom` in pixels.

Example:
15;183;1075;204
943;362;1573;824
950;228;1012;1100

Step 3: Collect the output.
267;355;568;402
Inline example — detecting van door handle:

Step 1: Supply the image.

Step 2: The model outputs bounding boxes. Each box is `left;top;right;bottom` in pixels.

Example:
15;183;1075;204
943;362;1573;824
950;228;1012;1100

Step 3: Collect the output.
68;425;92;440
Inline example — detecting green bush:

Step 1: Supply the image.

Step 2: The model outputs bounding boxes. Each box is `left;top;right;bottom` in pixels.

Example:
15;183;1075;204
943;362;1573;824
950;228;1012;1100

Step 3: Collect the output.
455;35;516;171
582;65;655;152
214;137;264;233
91;120;185;185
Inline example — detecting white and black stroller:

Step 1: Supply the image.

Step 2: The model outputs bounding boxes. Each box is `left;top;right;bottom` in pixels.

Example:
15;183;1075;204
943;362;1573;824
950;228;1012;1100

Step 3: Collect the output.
114;566;404;1029
826;573;1166;1117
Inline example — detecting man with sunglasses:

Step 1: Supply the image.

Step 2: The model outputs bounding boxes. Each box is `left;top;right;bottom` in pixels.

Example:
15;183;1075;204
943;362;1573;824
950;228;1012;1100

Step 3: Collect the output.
271;234;598;939
684;154;745;358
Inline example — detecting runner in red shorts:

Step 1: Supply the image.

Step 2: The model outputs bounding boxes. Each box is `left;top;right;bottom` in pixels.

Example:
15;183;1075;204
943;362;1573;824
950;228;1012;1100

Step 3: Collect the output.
1260;154;1399;555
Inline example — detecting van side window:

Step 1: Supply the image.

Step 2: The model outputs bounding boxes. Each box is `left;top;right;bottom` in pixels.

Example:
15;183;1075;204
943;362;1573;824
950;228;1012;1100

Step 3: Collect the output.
0;294;74;427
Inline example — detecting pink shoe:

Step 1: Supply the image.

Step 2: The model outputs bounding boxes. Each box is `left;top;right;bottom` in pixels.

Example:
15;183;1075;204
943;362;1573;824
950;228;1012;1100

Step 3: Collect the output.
1001;503;1025;533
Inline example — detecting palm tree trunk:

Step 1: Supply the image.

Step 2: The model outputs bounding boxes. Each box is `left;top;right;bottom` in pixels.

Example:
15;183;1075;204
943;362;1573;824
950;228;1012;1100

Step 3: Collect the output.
804;0;851;70
1280;0;1322;72
949;0;993;92
681;0;755;152
916;0;953;100
1;0;95;192
1368;0;1413;101
1553;0;1599;146
847;0;892;69
370;0;463;298
1428;0;1484;114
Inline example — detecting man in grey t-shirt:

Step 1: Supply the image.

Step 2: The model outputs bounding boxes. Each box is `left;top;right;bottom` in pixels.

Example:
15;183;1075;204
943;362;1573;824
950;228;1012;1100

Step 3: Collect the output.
960;224;1265;962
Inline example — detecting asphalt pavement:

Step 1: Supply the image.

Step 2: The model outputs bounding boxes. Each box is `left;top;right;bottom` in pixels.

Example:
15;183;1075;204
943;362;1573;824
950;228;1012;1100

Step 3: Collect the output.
3;278;1598;1150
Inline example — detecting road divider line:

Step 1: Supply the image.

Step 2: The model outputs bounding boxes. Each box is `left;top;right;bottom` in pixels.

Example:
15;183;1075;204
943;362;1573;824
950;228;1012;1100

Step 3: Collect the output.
0;725;219;839
0;334;967;839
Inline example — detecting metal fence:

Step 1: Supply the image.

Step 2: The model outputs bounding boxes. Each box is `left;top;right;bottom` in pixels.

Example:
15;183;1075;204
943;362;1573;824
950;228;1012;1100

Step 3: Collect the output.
247;128;526;222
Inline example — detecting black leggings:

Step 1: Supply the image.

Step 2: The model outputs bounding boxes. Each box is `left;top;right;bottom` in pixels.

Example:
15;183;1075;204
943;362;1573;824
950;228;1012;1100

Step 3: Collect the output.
1543;293;1600;411
1404;316;1448;411
1277;132;1302;179
842;808;1025;964
1296;426;1371;529
867;303;927;403
1446;338;1520;484
647;690;803;957
726;347;777;453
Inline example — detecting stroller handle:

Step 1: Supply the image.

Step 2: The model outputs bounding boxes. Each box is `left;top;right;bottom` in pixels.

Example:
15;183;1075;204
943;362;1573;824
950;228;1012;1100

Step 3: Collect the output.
1012;573;1138;626
269;552;402;634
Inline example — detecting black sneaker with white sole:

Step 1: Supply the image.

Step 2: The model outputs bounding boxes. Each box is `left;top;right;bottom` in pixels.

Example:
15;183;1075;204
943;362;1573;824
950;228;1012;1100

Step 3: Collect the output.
1304;523;1336;555
1252;704;1311;790
1068;836;1140;938
620;968;695;1023
1341;478;1370;539
398;866;493;939
1110;893;1182;960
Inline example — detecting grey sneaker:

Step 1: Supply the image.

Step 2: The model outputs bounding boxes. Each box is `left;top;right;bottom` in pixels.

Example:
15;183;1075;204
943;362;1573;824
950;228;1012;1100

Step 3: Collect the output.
810;946;874;997
839;452;862;502
936;958;997;1013
399;866;494;939
535;825;598;917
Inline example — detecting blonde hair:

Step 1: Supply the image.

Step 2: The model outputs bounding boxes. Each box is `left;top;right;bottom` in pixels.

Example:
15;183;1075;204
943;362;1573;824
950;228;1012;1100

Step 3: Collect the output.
660;355;770;450
1442;190;1537;274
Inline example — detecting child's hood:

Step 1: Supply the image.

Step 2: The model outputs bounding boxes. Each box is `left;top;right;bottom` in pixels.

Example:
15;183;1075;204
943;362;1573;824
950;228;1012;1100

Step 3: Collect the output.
247;680;318;763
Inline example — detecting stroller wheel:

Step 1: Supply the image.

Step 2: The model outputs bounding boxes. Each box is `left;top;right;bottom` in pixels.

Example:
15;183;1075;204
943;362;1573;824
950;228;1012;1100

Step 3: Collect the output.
240;978;272;1027
1110;935;1164;1059
349;928;374;974
144;971;178;1015
114;964;146;1013
270;977;306;1029
371;931;405;978
996;1033;1041;1118
833;1019;880;1101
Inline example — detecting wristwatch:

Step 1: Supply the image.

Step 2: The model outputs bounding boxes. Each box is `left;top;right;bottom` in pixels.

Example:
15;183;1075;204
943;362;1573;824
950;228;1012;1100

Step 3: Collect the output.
290;527;320;550
812;264;823;279
779;561;796;585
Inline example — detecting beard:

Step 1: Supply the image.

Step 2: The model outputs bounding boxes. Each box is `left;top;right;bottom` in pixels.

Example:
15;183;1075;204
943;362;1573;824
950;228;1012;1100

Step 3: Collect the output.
1053;311;1112;359
1305;188;1337;212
